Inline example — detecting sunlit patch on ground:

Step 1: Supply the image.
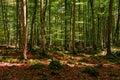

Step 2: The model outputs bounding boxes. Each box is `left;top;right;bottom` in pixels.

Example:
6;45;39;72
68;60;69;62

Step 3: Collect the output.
0;62;32;67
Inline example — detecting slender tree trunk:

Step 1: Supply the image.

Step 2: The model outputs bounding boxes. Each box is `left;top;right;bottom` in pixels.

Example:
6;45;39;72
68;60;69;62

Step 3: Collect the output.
1;0;7;44
90;0;96;50
113;0;120;43
106;0;114;55
49;0;52;46
16;0;22;51
71;0;76;52
29;0;38;51
64;0;67;50
78;0;81;42
83;0;86;49
40;0;46;54
22;0;27;59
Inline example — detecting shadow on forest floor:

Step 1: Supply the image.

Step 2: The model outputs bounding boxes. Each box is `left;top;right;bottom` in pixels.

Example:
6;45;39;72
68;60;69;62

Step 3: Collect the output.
0;47;120;80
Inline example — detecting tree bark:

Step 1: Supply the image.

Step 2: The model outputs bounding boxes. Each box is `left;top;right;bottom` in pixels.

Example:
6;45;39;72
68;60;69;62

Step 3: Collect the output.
40;0;46;54
71;0;76;52
22;0;27;59
106;0;114;55
29;0;38;51
113;0;120;43
90;0;96;50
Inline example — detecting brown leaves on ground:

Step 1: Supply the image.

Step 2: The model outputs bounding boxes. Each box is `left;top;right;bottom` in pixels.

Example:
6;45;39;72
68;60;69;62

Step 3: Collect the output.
0;52;120;80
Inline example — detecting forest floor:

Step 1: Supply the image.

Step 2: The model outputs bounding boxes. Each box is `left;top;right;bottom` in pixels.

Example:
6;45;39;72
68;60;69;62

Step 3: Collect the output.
0;48;120;80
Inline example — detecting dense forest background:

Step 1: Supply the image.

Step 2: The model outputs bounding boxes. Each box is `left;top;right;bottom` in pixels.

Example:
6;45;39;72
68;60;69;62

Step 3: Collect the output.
1;0;120;80
0;0;119;59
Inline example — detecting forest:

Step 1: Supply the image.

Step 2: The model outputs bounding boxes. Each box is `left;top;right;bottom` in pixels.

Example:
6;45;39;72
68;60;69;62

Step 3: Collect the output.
0;0;120;80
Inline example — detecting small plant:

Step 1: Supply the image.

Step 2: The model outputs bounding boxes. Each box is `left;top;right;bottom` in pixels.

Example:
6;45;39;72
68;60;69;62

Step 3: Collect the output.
80;66;99;77
49;60;63;70
28;63;45;70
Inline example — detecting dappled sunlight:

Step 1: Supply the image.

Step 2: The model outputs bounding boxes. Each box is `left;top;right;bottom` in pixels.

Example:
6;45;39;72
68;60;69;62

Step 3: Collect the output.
0;62;31;67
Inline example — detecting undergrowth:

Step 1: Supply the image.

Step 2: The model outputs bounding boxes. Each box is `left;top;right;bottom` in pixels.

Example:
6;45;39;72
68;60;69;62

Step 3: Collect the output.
80;66;99;77
49;60;63;70
28;63;45;70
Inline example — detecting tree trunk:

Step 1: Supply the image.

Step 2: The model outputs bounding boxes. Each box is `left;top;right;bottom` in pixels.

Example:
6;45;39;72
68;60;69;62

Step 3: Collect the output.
70;0;76;52
64;0;67;50
113;0;120;43
40;0;46;54
106;0;114;55
90;0;96;50
48;0;52;46
22;0;27;59
29;0;38;51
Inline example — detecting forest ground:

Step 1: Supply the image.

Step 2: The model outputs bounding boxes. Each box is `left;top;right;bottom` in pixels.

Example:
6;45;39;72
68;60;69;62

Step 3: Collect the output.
0;47;120;80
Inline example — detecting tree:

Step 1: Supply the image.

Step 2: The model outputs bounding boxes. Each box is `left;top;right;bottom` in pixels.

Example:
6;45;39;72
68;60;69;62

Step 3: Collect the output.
29;0;38;51
70;0;76;52
113;0;120;43
90;0;96;50
22;0;27;59
40;0;46;54
0;0;9;45
106;0;114;55
16;0;22;51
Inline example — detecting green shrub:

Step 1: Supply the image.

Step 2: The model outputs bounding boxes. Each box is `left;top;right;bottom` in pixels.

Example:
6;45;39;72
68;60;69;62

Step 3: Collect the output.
49;60;63;70
28;63;45;70
80;67;99;76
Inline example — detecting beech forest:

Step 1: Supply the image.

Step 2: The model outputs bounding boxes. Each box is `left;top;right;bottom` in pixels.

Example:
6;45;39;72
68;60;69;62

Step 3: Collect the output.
0;0;120;80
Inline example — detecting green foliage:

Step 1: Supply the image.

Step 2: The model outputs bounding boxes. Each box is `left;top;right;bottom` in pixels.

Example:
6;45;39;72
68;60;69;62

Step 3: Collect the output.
80;67;99;77
28;63;45;70
91;55;102;60
49;60;63;70
114;51;120;58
